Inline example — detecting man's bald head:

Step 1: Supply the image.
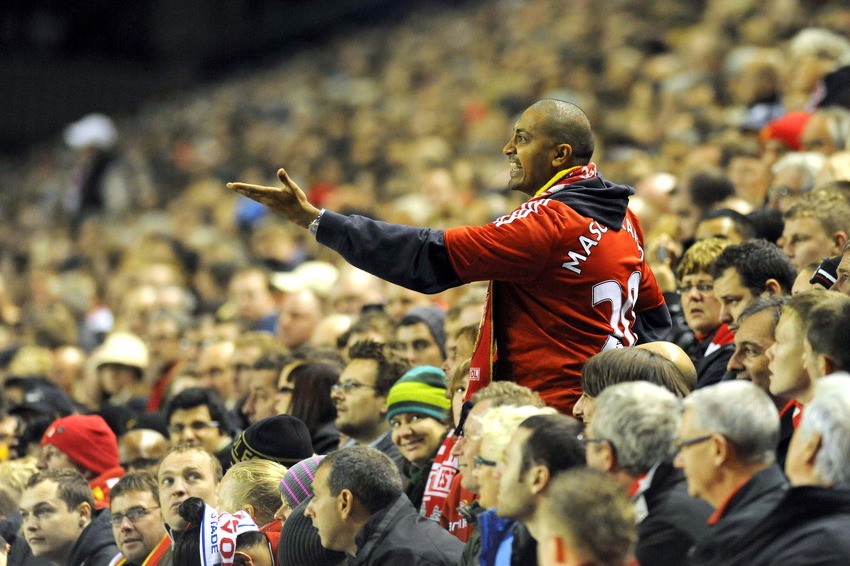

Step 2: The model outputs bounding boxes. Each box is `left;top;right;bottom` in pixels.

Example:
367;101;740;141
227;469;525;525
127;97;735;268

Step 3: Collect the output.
531;99;595;165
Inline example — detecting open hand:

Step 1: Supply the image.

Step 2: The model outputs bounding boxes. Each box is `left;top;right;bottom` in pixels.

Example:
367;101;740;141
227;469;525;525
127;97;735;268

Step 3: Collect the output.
226;169;321;228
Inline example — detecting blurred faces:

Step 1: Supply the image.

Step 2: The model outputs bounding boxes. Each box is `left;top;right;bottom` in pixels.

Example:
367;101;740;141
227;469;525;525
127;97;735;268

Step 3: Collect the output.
168;405;229;453
726;309;775;392
278;290;322;350
765;313;811;402
274;361;301;415
20;480;90;565
36;444;80;474
389;413;448;468
713;267;757;327
781;217;838;272
147;319;183;367
0;415;21;462
230;270;277;324
679;272;722;335
110;490;165;563
157;449;219;530
331;359;387;442
242;368;279;425
198;341;236;403
394;322;445;367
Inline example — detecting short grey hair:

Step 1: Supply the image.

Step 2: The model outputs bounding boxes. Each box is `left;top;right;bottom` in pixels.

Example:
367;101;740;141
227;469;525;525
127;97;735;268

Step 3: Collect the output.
771;152;827;189
789;28;850;65
682;381;779;466
797;373;850;485
589;382;681;476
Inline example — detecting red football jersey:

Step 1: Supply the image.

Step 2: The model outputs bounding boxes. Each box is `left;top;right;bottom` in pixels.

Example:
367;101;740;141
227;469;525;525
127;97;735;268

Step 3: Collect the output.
444;199;664;412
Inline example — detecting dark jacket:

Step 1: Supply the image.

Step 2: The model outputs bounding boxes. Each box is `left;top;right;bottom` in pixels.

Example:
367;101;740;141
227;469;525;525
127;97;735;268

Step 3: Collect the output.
349;494;463;566
635;462;713;566
457;501;486;566
729;484;850;566
509;523;537;566
68;508;119;566
689;465;788;566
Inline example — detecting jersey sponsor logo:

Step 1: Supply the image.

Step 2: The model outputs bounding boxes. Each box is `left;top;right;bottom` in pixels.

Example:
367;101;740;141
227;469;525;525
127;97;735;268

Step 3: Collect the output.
494;199;550;227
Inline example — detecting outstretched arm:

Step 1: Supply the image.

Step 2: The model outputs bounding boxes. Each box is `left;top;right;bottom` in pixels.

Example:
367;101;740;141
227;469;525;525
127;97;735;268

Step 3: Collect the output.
226;169;321;228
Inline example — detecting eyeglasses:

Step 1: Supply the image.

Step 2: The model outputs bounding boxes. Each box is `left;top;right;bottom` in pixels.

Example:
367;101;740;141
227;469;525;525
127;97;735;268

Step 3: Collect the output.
577;433;617;456
473;455;498;468
674;434;713;453
278;385;295;395
168;421;220;434
676;282;714;294
331;381;377;395
110;507;159;526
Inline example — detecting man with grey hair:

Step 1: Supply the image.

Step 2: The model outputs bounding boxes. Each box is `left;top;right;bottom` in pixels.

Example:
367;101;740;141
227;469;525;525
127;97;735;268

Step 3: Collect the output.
585;382;711;566
674;381;787;566
730;374;850;564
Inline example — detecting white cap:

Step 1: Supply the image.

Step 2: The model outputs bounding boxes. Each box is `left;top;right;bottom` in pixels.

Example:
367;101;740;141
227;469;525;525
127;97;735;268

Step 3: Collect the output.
63;113;117;150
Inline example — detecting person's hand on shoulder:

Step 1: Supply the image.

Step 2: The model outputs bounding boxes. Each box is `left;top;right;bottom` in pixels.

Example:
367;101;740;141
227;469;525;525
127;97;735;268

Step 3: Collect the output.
227;169;321;228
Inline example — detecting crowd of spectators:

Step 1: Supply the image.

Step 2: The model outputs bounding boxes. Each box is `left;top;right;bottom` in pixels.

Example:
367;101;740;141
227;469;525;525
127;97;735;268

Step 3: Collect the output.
1;0;850;564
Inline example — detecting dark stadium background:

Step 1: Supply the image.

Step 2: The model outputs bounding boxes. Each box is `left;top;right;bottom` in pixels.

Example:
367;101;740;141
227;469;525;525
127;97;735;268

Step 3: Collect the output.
0;0;460;154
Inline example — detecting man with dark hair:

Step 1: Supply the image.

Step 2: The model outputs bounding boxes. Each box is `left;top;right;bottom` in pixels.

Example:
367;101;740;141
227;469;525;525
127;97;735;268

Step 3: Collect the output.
19;469;118;566
304;446;462;565
494;414;585;565
694;209;755;243
165;387;235;470
109;472;169;566
586;382;712;566
804;293;850;377
333;341;411;471
228;99;670;413
710;239;796;328
241;352;288;425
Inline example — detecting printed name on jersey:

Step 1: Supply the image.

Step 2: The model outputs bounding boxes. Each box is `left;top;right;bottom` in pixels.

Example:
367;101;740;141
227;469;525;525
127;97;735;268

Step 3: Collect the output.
493;199;550;227
561;217;644;275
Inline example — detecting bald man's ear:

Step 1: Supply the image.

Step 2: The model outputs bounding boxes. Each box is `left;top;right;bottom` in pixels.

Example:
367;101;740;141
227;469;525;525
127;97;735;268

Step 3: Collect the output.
552;144;573;168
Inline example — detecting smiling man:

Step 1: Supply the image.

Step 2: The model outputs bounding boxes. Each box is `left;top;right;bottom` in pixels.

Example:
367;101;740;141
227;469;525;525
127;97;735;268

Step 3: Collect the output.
227;99;670;414
109;472;168;566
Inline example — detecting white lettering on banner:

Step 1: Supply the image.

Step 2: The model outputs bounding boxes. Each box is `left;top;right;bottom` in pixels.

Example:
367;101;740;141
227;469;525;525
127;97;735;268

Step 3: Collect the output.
494;200;550;227
562;220;608;274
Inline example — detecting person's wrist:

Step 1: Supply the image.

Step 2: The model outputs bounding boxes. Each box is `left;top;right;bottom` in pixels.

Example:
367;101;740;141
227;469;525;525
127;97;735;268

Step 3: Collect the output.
308;209;325;235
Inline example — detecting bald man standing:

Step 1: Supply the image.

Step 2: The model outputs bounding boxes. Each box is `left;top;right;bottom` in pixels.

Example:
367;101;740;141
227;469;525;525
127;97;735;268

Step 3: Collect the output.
228;100;670;413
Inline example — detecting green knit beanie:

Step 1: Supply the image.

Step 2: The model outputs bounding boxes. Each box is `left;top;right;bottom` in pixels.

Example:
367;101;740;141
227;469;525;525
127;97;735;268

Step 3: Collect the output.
386;366;450;422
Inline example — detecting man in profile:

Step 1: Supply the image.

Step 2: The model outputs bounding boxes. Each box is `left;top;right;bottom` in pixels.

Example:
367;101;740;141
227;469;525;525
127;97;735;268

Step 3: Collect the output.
228;99;670;413
304;446;462;565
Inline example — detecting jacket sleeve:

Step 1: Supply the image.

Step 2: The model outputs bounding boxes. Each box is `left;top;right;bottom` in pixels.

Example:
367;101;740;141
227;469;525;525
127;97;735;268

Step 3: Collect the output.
633;303;672;343
316;211;464;294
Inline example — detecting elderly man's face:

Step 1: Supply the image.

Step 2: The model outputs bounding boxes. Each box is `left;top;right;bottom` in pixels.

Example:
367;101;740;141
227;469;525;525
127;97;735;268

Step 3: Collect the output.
726;309;775;392
673;409;717;505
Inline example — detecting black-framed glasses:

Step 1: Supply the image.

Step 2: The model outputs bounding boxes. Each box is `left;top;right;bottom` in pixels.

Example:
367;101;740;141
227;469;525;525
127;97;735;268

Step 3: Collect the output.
474;455;498;468
674;434;713;453
676;282;714;294
331;381;377;395
110;507;160;526
168;421;219;435
278;385;295;395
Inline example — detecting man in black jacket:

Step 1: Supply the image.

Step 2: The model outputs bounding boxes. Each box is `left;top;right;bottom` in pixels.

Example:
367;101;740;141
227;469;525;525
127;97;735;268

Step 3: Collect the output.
585;381;712;566
730;374;850;565
304;446;462;565
19;469;118;566
674;381;788;566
